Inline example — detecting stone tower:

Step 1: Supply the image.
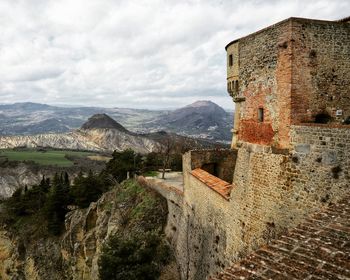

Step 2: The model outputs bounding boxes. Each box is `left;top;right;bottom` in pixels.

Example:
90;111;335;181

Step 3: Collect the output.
226;17;350;149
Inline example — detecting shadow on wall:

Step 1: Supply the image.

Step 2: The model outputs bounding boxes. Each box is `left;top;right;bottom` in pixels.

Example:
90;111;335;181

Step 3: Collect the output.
188;149;238;183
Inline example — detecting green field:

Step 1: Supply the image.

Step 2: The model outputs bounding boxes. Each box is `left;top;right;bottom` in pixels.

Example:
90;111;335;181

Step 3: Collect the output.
0;149;95;167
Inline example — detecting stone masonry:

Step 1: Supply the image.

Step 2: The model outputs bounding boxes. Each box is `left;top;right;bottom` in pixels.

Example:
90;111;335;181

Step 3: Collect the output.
211;193;350;280
226;17;350;148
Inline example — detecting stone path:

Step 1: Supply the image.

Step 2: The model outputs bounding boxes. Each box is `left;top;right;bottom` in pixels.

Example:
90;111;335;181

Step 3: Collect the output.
145;171;184;192
210;194;350;280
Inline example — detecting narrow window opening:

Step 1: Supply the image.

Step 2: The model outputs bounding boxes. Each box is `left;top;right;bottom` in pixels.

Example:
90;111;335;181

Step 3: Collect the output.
228;54;233;67
234;80;239;94
258;108;264;122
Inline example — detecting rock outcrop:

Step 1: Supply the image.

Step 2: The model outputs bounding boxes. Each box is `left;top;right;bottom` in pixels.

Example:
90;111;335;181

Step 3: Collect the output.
0;163;44;198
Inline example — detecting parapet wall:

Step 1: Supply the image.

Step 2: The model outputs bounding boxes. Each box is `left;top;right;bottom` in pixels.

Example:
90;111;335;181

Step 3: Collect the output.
187;149;237;183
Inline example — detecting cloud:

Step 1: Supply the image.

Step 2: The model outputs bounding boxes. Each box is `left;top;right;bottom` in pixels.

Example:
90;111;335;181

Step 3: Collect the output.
0;0;348;109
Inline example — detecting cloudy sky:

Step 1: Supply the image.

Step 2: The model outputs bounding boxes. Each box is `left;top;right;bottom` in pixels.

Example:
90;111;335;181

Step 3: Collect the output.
0;0;348;109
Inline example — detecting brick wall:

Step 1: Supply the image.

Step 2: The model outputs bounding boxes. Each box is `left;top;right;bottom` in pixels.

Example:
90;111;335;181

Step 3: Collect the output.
236;20;292;147
291;19;350;124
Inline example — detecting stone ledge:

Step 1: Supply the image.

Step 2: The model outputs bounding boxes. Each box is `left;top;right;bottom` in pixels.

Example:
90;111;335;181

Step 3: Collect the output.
190;168;232;200
294;123;350;129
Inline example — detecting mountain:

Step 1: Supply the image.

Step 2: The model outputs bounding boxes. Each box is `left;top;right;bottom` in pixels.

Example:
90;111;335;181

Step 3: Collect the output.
81;114;129;132
145;100;232;141
0;101;233;142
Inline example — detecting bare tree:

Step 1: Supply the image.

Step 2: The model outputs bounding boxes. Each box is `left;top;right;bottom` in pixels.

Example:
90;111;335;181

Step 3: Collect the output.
159;135;174;179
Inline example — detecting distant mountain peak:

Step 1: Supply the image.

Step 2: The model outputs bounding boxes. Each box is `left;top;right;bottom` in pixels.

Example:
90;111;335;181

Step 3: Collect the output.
186;100;217;108
81;114;128;132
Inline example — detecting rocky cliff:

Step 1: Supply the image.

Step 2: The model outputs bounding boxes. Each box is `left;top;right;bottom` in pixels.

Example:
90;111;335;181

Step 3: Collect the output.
0;163;44;198
0;181;180;280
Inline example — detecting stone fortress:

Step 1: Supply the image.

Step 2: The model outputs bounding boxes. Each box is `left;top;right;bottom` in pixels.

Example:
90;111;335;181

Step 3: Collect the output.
143;16;350;280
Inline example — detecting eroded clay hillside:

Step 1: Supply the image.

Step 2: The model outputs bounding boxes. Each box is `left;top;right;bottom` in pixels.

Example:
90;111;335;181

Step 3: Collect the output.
0;114;159;154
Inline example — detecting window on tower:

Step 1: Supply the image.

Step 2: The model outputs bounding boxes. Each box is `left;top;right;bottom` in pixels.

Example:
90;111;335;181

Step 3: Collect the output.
228;54;233;67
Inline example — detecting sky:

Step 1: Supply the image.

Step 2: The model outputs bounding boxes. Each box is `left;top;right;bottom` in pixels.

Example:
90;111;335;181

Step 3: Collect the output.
0;0;348;110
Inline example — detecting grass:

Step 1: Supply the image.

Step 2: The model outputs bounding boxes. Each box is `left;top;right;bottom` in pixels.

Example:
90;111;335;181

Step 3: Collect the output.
0;149;95;167
143;171;159;177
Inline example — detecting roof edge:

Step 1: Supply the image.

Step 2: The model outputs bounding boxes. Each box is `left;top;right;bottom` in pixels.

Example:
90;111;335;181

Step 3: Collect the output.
225;16;349;50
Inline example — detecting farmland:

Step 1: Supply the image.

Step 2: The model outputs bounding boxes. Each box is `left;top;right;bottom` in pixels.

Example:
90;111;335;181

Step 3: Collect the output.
0;149;101;167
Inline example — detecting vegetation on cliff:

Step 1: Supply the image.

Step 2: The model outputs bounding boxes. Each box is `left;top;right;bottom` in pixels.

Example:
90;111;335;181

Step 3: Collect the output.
0;148;177;279
99;180;170;280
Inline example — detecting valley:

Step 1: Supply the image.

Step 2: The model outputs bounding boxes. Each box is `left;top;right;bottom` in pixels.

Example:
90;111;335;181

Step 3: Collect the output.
0;101;233;142
0;149;101;167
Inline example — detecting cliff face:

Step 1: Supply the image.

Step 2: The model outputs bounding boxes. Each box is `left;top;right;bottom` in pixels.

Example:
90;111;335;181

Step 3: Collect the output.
0;163;44;198
0;182;180;280
61;187;123;280
0;128;158;154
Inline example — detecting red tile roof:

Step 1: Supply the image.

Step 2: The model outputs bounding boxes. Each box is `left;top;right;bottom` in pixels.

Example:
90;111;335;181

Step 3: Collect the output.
191;168;232;200
210;193;350;280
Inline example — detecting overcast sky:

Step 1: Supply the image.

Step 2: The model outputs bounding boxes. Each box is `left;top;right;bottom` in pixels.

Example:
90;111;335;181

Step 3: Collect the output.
0;0;348;109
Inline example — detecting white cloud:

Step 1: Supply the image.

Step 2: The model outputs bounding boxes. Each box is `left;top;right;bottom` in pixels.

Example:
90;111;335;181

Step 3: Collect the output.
0;0;348;109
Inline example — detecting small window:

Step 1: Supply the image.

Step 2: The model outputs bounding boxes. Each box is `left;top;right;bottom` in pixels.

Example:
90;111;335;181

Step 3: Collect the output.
227;82;231;92
228;54;233;67
234;80;239;93
258;108;264;122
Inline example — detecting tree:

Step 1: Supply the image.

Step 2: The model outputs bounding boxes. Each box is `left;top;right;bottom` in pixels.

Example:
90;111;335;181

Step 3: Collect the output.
158;136;175;179
98;231;170;280
70;170;108;208
105;149;142;182
45;173;70;235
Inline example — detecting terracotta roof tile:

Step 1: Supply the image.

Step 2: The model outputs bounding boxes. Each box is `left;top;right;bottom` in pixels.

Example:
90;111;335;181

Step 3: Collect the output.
210;193;350;280
191;168;233;200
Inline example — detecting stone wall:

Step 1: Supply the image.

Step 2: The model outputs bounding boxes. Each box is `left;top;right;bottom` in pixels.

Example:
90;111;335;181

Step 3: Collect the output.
288;125;350;205
170;125;350;279
227;18;350;148
236;19;292;147
291;19;350;124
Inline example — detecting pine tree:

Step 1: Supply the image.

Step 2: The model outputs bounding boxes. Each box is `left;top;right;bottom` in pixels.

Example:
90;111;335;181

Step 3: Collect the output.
46;173;69;235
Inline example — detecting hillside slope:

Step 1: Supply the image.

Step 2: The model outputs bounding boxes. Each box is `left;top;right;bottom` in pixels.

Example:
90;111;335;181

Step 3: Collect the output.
145;101;232;141
0;101;233;142
0;114;158;153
